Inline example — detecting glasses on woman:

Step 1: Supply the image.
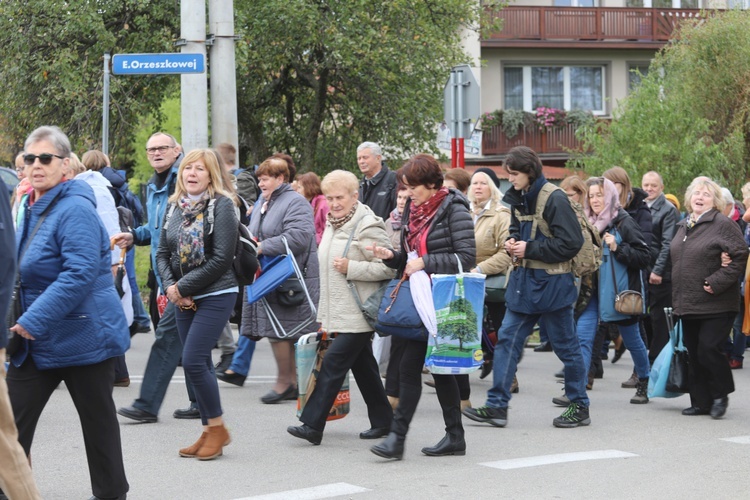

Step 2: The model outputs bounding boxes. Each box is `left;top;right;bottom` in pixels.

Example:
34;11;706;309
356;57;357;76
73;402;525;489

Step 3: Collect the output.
23;153;65;166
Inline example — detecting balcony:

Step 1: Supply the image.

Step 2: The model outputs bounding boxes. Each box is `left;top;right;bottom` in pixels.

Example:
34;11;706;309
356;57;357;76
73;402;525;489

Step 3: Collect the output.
483;6;703;49
482;123;584;157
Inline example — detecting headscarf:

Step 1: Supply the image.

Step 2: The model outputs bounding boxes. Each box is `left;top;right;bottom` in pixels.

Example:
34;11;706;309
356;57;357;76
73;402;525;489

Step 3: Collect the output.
585;177;620;234
178;193;209;268
406;186;448;252
389;206;403;230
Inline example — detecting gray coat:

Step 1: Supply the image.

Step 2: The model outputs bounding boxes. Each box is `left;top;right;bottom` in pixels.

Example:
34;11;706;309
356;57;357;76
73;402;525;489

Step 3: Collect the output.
241;183;320;339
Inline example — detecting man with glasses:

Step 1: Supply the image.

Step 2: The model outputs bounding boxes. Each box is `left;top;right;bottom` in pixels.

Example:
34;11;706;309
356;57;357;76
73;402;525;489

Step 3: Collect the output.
113;132;201;422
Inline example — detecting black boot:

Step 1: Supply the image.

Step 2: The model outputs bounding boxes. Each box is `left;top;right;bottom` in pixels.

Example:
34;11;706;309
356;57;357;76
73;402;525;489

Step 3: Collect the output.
421;433;466;456
370;432;405;460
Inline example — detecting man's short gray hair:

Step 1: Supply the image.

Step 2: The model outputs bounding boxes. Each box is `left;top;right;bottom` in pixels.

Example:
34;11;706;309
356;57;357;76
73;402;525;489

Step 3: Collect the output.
721;187;734;206
357;141;382;157
25;126;71;157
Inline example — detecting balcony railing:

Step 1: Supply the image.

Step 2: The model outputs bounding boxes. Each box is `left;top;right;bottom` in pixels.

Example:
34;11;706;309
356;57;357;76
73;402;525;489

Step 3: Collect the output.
482;123;584;156
483;6;703;46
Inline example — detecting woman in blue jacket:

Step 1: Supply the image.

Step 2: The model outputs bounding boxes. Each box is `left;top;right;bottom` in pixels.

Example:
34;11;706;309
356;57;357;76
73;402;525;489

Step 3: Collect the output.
8;126;130;500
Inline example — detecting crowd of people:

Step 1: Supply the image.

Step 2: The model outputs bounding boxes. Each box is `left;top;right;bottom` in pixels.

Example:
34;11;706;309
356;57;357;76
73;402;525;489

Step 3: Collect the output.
3;128;750;498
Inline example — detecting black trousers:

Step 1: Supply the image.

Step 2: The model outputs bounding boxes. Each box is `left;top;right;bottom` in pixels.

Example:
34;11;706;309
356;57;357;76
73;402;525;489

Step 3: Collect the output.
7;357;129;499
681;313;736;409
391;339;462;439
384;336;407;397
301;332;392;432
647;281;673;364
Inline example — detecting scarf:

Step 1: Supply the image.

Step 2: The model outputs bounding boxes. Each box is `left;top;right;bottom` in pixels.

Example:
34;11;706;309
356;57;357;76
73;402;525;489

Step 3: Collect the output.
406;187;448;252
585;178;621;234
327;202;358;229
389;207;403;230
178;193;209;269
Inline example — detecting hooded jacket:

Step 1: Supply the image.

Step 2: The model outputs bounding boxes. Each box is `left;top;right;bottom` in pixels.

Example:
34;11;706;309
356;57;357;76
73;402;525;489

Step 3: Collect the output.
13;180;130;369
359;165;398;221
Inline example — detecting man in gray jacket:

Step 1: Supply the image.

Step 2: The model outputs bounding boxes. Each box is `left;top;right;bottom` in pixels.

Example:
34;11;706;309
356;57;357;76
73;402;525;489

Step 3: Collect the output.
357;142;397;220
642;171;678;364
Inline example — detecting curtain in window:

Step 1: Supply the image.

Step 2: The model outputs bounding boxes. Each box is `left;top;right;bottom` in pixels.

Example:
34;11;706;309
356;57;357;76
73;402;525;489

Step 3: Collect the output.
570;67;602;110
504;67;524;110
532;67;564;109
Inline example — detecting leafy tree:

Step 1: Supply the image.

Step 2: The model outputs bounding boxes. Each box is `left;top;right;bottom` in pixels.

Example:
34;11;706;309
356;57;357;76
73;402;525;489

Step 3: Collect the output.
234;0;499;172
0;0;179;168
438;297;478;350
570;10;750;196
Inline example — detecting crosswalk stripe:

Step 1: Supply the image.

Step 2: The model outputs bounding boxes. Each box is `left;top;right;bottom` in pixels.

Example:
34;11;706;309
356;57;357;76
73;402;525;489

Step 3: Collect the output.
233;482;370;500
480;449;638;470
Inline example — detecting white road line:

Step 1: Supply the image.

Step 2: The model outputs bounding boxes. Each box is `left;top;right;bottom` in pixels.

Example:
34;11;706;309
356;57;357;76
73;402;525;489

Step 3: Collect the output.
480;449;638;470
125;375;276;385
233;482;370;500
720;436;750;444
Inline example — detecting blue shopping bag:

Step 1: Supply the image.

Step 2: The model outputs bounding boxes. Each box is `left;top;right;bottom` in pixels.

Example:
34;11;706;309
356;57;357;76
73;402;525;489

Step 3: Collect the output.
647;321;684;399
425;272;485;375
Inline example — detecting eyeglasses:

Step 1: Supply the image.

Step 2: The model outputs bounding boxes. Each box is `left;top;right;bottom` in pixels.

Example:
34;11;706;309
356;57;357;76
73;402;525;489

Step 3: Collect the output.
146;145;173;155
23;153;65;166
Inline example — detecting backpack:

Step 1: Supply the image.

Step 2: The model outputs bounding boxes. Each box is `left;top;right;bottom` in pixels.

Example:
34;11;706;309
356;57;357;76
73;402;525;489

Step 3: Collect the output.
109;183;145;228
521;183;602;278
164;199;259;286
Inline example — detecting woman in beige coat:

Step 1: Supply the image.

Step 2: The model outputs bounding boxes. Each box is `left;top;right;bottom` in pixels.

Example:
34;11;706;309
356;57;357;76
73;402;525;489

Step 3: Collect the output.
287;170;396;445
469;169;513;380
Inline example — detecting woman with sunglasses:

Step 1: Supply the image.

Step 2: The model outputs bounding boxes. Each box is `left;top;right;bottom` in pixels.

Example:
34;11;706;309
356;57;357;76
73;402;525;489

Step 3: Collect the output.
156;148;241;460
7;126;130;499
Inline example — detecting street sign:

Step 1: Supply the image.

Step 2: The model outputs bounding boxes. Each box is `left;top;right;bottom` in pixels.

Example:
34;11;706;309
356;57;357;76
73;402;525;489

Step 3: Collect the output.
443;65;480;140
112;53;206;75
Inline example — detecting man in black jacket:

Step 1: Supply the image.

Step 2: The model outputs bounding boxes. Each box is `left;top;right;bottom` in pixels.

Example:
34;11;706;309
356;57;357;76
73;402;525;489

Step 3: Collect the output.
464;146;589;429
357;142;397;220
0;179;42;499
642;171;678;364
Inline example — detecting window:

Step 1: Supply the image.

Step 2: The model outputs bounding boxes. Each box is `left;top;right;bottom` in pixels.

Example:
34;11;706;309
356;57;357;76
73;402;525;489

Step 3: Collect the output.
503;65;606;114
628;63;650;91
554;0;597;6
627;0;700;7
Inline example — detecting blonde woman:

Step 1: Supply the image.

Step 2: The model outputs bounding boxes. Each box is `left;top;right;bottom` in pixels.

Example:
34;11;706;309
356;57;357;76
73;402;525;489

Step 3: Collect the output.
156;149;240;460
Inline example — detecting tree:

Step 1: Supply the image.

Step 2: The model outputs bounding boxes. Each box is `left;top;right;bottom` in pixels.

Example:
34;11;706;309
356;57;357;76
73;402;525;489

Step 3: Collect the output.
571;10;750;195
0;1;179;167
234;0;498;172
438;296;478;350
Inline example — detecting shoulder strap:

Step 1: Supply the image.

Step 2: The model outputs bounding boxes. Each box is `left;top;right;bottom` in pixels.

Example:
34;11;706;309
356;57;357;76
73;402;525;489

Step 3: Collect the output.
517;183;558;241
342;217;364;258
163;203;177;231
206;198;216;235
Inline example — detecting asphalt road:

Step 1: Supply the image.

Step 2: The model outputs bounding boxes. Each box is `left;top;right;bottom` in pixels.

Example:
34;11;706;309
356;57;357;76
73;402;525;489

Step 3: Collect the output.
27;328;750;499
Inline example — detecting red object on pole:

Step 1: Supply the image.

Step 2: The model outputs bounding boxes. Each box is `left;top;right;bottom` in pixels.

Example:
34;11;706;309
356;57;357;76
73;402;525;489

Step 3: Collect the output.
451;138;457;168
458;138;465;168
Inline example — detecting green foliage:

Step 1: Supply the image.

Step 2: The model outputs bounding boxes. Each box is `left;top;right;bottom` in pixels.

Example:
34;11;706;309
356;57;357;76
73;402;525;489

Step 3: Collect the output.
570;10;750;195
0;0;179;171
438;297;478;350
234;0;490;173
481;108;593;138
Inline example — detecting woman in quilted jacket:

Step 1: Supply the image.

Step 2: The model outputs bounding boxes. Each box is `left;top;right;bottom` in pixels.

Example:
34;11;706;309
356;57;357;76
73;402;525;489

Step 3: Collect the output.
287;170;395;446
156;148;240;460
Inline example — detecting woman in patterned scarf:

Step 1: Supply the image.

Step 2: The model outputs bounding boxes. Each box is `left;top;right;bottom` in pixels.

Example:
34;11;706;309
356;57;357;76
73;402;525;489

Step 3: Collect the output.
156;148;240;460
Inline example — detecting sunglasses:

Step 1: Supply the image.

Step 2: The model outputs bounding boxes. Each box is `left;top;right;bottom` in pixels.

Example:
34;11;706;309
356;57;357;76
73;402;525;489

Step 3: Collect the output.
23;153;66;166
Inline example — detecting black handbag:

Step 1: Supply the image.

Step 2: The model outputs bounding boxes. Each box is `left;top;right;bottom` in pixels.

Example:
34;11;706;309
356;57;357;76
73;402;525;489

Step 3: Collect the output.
666;347;690;393
6;202;56;356
276;276;306;307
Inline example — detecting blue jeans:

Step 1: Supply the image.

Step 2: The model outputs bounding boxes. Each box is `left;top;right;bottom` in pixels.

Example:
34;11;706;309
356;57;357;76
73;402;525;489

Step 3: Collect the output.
617;321;650;379
229;335;256;376
576;297;599;372
730;299;746;361
487;305;589;409
133;302;196;415
125;247;150;327
176;293;237;424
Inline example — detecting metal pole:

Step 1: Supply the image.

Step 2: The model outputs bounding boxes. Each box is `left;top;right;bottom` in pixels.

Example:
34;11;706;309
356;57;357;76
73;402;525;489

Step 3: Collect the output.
181;0;209;151
209;0;239;153
102;53;110;156
457;70;464;140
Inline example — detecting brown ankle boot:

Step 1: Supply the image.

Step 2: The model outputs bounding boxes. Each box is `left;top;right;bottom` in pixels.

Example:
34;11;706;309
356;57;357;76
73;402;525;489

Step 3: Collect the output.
179;431;207;458
196;425;231;461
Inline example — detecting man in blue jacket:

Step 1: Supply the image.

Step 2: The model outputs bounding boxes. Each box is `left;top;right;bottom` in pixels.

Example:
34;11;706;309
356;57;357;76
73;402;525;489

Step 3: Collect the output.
114;132;200;422
464;146;590;429
0;179;42;499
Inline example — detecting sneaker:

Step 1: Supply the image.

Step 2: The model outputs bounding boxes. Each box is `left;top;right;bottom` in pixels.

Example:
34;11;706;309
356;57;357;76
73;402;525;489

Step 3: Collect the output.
729;359;743;369
553;402;591;428
462;406;508;427
552;394;570;407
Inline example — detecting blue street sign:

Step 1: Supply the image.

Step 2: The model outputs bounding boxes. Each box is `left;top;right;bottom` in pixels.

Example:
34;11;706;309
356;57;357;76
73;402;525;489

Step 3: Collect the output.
112;53;206;75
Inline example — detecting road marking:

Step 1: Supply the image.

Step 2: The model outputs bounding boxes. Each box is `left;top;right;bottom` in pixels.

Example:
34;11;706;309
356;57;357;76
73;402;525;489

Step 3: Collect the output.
125;375;276;385
233;482;370;500
720;436;750;444
480;449;638;470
